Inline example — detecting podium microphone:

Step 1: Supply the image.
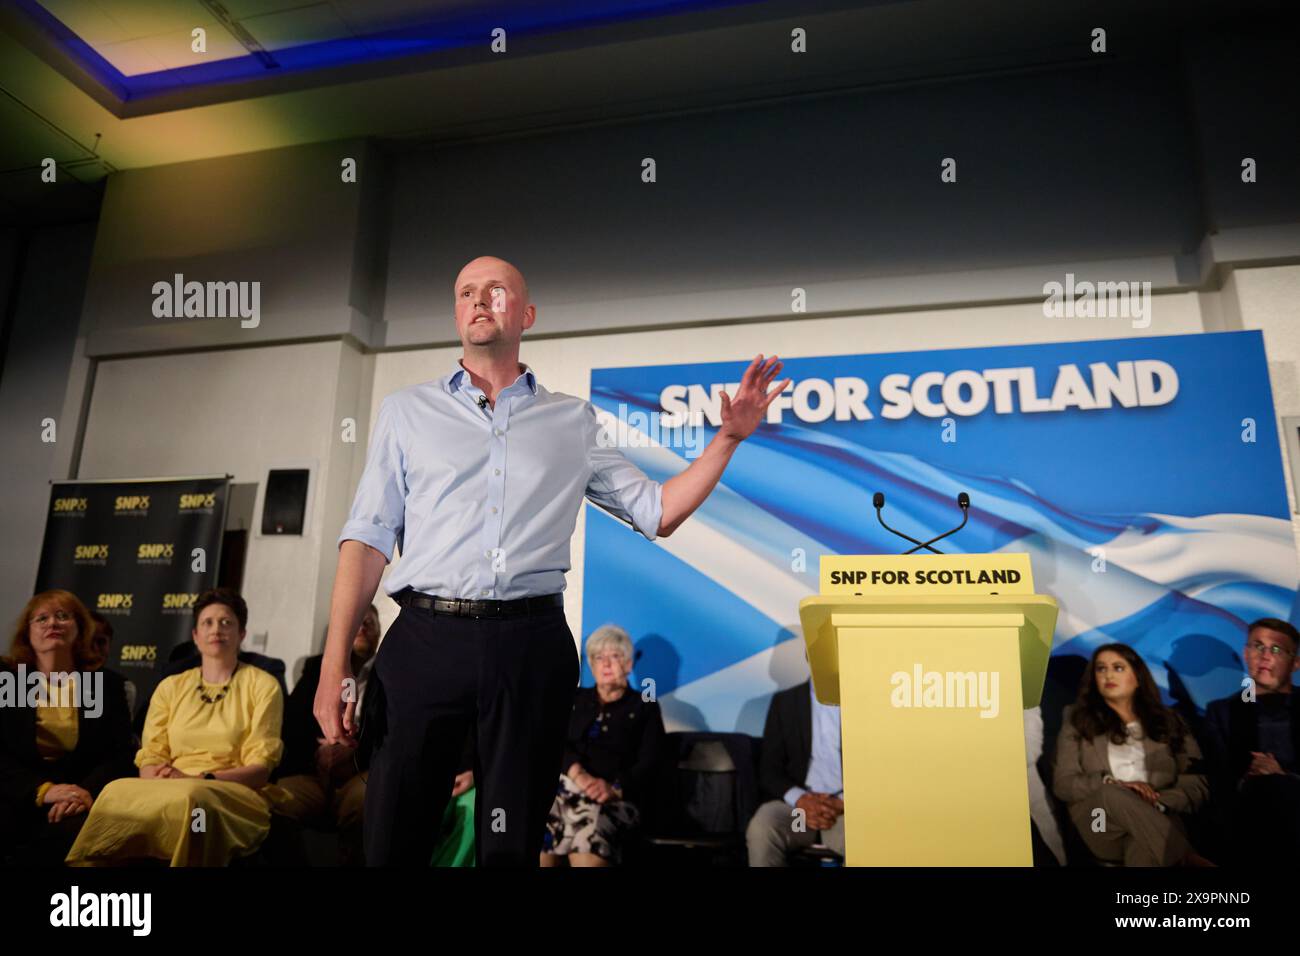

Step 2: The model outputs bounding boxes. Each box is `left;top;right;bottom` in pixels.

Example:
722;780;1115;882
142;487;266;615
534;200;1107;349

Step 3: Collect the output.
873;492;942;555
903;492;971;555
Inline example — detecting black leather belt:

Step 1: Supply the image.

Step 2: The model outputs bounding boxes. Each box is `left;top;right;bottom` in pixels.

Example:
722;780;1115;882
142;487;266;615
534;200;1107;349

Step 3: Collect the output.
394;589;563;618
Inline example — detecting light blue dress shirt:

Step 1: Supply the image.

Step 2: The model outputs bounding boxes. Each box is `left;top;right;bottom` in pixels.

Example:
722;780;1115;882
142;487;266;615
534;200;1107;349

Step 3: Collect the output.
338;362;664;599
784;681;844;807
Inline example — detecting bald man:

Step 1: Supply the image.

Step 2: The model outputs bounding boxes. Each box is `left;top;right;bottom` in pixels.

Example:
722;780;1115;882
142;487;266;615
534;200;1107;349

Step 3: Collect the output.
316;256;789;866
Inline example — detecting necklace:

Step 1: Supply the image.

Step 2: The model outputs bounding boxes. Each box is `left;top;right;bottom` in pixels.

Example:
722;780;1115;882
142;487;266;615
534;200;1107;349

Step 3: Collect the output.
197;663;239;705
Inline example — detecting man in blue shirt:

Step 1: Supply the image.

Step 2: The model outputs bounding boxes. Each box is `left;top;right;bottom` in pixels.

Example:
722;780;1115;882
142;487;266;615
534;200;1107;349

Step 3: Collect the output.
314;255;788;866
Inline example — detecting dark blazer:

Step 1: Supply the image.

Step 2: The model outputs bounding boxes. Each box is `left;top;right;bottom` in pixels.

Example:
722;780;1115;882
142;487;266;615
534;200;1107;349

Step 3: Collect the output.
758;680;814;804
1203;691;1300;794
561;686;664;807
1052;704;1209;815
0;665;136;813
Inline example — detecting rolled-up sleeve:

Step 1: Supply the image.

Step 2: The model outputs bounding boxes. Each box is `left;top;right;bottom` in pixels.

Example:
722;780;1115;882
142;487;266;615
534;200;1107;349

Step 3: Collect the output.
338;396;407;561
583;402;663;541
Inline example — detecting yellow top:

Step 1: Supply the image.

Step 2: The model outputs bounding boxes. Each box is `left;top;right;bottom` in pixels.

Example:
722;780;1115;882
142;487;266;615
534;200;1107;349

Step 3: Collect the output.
33;676;81;806
136;664;283;776
35;679;80;760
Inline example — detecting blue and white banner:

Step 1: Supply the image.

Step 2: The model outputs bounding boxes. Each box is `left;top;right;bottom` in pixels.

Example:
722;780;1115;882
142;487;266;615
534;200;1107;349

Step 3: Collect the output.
582;331;1298;734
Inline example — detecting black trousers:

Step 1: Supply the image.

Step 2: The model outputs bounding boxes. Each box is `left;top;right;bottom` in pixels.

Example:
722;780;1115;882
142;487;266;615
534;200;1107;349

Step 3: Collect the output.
362;601;578;866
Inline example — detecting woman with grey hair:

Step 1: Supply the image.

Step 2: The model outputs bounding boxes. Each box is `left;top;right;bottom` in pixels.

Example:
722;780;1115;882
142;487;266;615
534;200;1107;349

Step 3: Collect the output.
540;624;664;866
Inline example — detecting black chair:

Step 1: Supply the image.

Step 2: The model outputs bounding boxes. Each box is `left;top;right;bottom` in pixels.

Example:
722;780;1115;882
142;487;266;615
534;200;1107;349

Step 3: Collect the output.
636;731;759;867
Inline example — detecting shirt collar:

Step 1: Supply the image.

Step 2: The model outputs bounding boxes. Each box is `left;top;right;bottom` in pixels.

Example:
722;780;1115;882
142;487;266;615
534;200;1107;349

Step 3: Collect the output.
444;360;537;396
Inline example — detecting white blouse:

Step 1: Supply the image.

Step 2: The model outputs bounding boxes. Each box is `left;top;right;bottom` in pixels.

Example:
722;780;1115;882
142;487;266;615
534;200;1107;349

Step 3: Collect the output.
1106;721;1148;783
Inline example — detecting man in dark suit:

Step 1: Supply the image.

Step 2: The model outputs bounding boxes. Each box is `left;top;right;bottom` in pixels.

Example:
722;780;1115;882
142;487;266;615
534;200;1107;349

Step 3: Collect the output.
1203;617;1300;861
746;678;844;865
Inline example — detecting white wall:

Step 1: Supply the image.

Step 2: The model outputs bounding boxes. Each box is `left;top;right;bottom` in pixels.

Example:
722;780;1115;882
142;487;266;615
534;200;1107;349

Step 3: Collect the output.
1234;264;1300;555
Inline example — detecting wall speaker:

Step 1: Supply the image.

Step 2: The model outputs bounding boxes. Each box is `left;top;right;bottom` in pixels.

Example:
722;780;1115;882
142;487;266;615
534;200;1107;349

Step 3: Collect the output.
261;469;309;535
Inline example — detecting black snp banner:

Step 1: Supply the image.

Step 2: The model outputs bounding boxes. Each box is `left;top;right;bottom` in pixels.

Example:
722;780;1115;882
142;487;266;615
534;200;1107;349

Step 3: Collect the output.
34;476;230;709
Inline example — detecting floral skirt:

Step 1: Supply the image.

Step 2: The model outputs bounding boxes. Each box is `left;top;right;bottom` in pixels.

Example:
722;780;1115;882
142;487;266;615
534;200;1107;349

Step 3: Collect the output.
543;773;640;863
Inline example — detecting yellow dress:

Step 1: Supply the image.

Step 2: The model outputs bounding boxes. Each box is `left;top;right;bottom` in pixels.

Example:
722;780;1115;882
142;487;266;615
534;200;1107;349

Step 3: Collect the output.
65;664;284;867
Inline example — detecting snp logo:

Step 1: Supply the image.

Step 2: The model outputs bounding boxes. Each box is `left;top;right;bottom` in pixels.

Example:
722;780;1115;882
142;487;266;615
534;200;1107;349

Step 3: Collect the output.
120;645;157;662
97;593;134;610
137;543;175;563
178;492;216;511
114;495;150;514
162;593;199;612
53;497;88;514
74;544;109;562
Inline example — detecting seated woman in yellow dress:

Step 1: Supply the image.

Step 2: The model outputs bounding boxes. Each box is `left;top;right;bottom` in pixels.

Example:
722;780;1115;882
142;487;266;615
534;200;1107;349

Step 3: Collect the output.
66;588;284;867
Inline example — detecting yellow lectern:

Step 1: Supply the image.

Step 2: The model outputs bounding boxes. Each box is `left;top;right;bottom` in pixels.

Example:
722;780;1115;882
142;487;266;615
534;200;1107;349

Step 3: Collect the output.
798;553;1058;866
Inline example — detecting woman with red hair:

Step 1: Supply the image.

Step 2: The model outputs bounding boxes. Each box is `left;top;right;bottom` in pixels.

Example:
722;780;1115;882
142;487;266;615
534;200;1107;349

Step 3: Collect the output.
0;590;135;865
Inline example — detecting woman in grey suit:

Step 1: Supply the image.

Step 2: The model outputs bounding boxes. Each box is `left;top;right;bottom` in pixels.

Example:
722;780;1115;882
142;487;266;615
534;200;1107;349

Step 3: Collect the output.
1052;643;1212;866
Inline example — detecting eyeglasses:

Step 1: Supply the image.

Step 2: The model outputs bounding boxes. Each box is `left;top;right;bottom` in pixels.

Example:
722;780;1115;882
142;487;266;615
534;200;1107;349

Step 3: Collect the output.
1246;641;1294;658
591;653;627;666
32;610;73;626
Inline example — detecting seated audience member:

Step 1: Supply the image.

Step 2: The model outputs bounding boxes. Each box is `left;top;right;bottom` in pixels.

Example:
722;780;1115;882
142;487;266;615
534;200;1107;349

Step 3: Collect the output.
1203;617;1300;860
129;613;290;738
65;588;284;866
432;732;477;867
541;624;664;867
0;591;135;865
88;609;138;717
273;604;379;866
1053;643;1211;866
746;678;844;866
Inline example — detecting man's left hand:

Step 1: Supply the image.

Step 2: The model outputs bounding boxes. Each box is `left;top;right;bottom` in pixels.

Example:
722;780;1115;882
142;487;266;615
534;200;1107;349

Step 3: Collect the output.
720;354;789;442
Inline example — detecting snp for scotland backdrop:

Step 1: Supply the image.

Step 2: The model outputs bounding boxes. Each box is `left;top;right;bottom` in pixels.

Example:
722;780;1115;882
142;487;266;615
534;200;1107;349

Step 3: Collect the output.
581;331;1299;735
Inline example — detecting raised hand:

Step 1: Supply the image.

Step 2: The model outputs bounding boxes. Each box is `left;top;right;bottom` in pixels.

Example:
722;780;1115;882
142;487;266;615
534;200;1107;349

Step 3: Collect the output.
719;354;790;442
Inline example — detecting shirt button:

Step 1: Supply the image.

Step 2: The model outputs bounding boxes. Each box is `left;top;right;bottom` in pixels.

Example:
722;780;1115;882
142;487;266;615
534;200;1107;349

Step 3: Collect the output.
493;468;501;476
494;428;503;437
491;506;498;513
481;589;490;596
485;550;492;558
